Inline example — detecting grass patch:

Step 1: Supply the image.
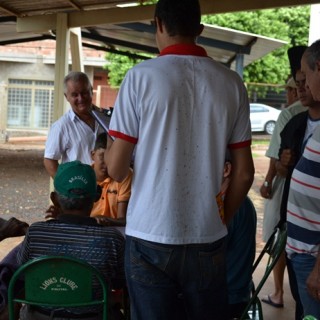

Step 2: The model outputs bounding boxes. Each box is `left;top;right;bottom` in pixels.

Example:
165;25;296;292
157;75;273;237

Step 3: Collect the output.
252;139;270;146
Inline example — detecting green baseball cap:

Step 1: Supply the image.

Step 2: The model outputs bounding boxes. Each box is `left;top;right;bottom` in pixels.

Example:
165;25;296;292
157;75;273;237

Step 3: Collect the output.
54;161;97;199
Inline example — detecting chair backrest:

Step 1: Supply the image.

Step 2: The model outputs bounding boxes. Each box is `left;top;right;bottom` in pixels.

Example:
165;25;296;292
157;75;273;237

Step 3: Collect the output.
8;255;108;320
240;224;287;320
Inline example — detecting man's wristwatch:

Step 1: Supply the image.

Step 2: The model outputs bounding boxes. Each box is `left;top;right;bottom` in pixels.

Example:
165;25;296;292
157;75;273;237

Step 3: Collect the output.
263;181;270;187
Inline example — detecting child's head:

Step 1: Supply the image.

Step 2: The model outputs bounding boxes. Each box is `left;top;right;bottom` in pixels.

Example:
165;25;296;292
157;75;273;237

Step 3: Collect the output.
91;132;109;181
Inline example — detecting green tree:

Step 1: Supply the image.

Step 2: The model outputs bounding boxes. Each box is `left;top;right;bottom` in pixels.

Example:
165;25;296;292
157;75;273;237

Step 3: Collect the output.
104;53;147;88
103;0;156;88
202;6;310;84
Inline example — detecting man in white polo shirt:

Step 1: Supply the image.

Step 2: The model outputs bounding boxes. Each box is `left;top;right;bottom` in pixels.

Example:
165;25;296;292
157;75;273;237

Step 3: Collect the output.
44;72;104;178
105;0;254;319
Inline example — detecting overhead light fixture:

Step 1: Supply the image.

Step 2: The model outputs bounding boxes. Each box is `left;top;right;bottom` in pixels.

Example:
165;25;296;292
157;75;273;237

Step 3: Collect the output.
117;2;139;8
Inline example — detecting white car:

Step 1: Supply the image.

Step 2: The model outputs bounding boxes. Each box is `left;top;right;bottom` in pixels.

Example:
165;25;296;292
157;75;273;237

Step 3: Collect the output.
250;103;281;135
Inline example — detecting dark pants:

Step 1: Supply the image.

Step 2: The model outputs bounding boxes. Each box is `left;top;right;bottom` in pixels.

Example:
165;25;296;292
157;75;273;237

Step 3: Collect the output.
20;305;103;320
286;255;304;320
125;236;228;320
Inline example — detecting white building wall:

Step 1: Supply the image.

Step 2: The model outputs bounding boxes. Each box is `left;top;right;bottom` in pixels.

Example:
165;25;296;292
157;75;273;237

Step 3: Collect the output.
0;59;95;136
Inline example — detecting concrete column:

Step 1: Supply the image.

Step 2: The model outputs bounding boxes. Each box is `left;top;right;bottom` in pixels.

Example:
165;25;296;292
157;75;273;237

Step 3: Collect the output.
70;27;84;72
53;13;69;120
309;4;320;45
235;53;244;79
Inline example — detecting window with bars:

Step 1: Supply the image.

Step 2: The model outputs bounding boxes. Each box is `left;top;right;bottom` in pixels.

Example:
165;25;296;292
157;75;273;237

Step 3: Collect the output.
7;79;54;129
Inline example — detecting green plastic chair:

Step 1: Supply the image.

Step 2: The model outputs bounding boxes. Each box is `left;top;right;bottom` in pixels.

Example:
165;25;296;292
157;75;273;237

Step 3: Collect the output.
8;255;108;320
240;224;287;320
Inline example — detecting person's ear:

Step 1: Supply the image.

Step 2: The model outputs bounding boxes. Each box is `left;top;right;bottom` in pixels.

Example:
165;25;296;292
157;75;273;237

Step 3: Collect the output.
198;24;204;36
223;162;232;178
155;17;163;33
91;150;95;161
50;192;60;208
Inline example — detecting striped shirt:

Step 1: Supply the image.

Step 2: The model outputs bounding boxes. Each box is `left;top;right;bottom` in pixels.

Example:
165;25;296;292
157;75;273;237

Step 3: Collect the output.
17;214;125;315
286;124;320;258
17;214;125;287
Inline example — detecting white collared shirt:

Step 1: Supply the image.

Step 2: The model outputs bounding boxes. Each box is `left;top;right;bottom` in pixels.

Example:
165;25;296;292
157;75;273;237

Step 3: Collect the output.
45;109;104;165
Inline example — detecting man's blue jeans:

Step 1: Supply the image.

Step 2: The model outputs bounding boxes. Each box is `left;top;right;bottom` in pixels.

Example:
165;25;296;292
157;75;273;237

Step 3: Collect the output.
290;253;320;318
125;236;228;320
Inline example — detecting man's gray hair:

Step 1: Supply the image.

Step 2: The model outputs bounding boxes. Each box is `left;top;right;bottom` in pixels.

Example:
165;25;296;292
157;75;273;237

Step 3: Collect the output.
63;71;93;94
56;191;93;212
304;39;320;71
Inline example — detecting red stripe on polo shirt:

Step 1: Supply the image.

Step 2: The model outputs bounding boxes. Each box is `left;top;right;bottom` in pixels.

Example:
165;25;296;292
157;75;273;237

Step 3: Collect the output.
287;209;320;225
291;176;320;191
109;130;138;144
228;139;252;149
286;242;319;255
159;44;208;57
286;242;310;254
306;144;320;155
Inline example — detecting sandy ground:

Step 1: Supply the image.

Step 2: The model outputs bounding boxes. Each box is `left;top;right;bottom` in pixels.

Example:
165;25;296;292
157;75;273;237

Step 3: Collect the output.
0;146;49;224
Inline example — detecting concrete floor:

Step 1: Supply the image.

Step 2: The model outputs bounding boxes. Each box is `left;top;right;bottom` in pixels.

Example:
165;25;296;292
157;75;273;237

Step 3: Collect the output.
254;254;295;320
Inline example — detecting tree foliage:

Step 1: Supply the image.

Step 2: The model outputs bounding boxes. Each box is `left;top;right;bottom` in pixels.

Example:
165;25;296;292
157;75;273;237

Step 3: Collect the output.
104;53;146;88
202;6;310;84
104;5;310;87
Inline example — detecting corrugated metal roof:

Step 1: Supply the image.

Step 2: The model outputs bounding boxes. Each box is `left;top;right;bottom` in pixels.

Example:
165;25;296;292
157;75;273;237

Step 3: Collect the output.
0;18;287;69
0;0;314;68
0;0;317;18
80;21;287;68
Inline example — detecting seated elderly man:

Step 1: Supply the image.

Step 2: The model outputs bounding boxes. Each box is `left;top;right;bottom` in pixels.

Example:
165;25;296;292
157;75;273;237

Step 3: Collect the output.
1;161;125;320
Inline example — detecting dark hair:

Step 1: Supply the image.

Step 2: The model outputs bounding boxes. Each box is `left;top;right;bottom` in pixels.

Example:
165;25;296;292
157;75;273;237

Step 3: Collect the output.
94;132;108;150
304;40;320;71
154;0;201;37
63;71;93;94
287;46;307;80
56;191;93;212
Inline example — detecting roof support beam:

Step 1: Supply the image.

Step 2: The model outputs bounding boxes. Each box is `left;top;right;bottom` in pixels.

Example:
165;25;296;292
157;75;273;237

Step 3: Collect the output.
81;31;159;54
199;0;320;14
235;53;244;78
82;42;150;60
17;5;156;33
198;37;251;54
16;0;320;34
0;5;19;17
66;0;82;11
17;15;56;33
118;22;254;54
53;13;69;121
0;35;54;46
70;27;84;72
